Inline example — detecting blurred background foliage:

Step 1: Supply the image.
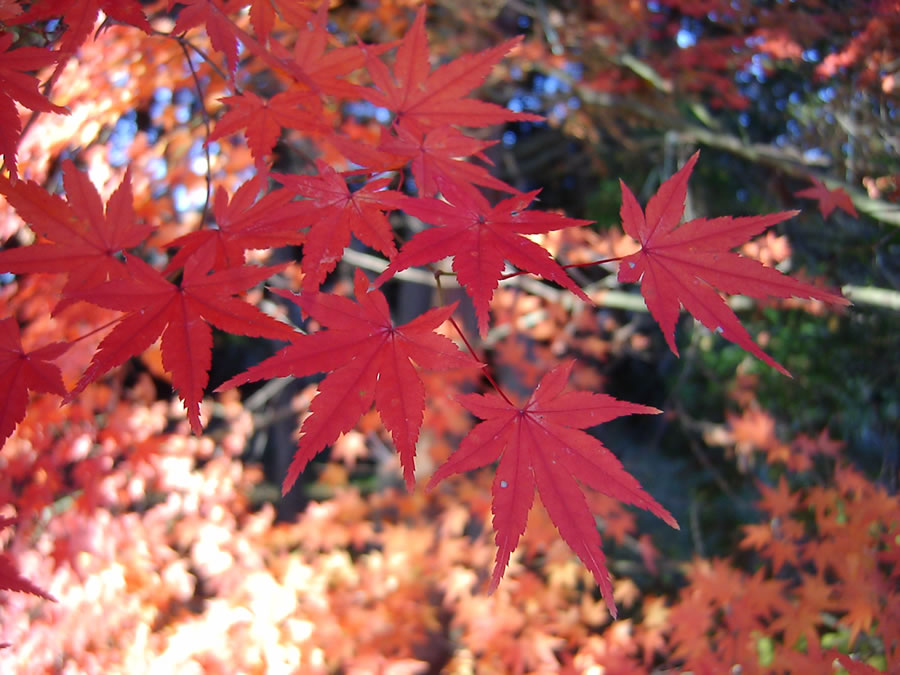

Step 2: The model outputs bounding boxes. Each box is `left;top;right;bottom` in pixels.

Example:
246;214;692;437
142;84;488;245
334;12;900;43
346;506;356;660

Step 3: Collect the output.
0;0;898;671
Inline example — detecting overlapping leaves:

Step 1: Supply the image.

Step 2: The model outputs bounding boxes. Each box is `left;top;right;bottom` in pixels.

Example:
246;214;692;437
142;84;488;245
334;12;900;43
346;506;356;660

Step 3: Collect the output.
0;1;855;616
217;269;479;493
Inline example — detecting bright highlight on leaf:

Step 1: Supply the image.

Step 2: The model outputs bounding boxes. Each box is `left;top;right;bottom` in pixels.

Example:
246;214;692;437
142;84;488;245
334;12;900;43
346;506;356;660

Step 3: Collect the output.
427;361;677;618
617;150;850;376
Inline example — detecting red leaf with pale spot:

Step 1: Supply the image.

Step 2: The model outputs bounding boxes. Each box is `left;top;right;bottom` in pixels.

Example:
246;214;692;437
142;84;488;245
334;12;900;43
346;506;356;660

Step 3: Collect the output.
427;361;677;617
826;650;882;674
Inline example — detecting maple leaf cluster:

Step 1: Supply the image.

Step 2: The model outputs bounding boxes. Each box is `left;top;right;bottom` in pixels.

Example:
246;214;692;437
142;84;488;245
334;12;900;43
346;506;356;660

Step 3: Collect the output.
0;0;853;623
0;397;895;672
668;463;899;673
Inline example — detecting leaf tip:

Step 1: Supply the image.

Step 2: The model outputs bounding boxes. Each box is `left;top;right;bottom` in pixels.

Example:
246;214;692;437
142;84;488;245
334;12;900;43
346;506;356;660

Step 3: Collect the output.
187;411;205;436
767;355;793;378
505;34;525;50
372;268;390;288
605;596;618;620
402;468;416;493
487;569;502;595
664;335;681;358
280;475;297;497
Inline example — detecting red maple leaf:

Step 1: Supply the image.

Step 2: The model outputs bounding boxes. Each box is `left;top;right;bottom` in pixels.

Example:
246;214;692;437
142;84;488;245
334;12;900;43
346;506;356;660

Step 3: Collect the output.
9;0;150;85
0;517;56;601
617;151;849;376
266;2;382;98
169;0;244;73
426;361;677;617
794;177;859;219
245;0;313;44
378;121;519;197
208;89;327;170
324;129;409;176
69;256;297;433
12;0;151;33
0;317;69;447
217;269;479;492
274;162;400;290
0;161;151;312
362;7;542;129
327;122;516;197
163;175;307;274
374;179;591;336
0;32;68;179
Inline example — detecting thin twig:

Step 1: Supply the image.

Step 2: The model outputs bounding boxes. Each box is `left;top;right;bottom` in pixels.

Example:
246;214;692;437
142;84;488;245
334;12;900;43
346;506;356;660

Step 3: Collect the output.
435;271;515;407
243;377;294;412
178;40;213;225
153;29;234;89
840;284;900;310
498;255;625;281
